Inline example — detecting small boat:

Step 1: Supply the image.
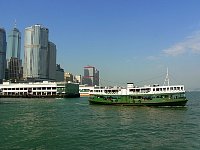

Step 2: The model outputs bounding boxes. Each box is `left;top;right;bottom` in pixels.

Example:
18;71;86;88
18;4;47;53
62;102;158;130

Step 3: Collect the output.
88;71;188;106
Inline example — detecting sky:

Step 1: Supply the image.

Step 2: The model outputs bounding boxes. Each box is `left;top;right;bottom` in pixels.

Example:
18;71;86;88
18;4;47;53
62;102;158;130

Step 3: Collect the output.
1;0;200;90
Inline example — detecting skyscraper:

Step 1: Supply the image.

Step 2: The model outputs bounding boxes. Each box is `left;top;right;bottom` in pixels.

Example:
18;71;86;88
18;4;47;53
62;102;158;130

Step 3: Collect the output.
6;26;22;81
0;28;7;83
82;65;99;86
48;41;56;81
24;24;49;81
7;27;21;59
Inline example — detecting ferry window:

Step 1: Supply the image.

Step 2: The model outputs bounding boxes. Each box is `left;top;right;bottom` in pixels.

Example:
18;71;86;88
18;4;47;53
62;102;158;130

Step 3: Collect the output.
16;88;19;90
181;87;183;90
167;88;169;91
136;89;140;92
37;87;41;90
4;88;7;90
163;88;166;91
12;88;15;90
52;87;56;90
47;87;51;90
160;88;162;91
8;88;11;90
42;87;46;90
156;88;159;91
20;88;23;90
153;88;155;91
174;87;176;90
170;87;173;90
33;88;36;90
177;87;180;90
24;88;27;90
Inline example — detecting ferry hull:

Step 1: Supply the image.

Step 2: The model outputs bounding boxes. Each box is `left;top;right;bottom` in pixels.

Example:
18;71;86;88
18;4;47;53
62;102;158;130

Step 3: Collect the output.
89;99;188;107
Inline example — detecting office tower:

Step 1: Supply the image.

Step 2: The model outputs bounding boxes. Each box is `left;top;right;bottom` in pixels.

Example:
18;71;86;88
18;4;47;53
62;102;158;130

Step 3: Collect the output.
7;58;22;80
75;75;82;84
82;66;99;86
48;42;56;81
94;69;99;86
7;27;21;59
24;24;49;81
56;64;64;82
0;28;7;83
6;26;22;81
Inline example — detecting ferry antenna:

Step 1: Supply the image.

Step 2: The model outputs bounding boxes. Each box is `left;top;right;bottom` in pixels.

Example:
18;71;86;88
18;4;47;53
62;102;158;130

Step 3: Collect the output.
163;68;170;86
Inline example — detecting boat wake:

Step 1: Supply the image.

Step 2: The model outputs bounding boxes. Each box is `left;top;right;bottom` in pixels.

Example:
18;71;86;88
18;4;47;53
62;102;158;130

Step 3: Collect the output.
75;103;88;106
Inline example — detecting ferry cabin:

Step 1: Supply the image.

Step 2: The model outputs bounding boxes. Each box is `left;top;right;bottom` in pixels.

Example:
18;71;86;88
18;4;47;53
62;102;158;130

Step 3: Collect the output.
89;83;186;98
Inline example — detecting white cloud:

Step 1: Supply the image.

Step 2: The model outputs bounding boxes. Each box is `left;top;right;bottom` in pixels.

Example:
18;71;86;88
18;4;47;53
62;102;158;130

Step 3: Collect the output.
163;31;200;56
146;55;160;61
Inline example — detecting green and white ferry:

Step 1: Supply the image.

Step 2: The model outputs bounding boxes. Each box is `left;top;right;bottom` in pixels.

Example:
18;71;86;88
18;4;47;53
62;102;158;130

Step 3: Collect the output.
89;73;188;106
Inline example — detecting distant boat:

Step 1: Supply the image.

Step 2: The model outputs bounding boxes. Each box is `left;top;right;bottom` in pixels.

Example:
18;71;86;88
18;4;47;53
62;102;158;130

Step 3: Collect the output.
88;70;188;106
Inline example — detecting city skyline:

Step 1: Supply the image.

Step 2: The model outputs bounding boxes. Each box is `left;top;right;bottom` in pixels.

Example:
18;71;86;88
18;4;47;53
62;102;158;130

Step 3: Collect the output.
1;0;200;90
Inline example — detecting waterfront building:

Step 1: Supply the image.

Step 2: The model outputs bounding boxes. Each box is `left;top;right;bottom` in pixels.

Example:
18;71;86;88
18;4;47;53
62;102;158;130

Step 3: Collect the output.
24;24;49;81
56;64;64;82
0;81;79;98
82;65;99;86
64;72;74;82
6;26;22;81
0;28;7;83
48;42;56;81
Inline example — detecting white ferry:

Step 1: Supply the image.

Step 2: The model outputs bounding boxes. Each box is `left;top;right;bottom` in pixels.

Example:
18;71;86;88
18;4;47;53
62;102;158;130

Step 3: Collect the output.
89;83;188;106
89;71;188;106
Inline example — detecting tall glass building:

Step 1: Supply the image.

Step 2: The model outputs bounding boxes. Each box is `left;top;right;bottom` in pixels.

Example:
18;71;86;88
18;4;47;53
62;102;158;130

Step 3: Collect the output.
24;24;49;81
0;28;7;83
7;27;21;59
6;27;22;81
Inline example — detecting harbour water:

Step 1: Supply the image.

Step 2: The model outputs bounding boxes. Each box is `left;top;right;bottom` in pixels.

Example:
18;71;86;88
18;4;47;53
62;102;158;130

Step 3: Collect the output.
0;92;200;150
